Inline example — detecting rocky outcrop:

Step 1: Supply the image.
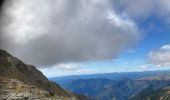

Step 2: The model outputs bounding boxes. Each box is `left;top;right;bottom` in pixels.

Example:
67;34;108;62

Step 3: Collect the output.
0;78;78;100
0;49;89;100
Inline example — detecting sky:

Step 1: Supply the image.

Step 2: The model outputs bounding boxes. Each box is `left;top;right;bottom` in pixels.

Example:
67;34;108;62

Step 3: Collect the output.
0;0;170;77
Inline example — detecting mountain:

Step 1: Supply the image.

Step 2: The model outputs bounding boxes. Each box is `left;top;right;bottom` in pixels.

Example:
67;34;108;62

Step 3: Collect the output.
130;86;170;100
59;78;170;100
0;49;89;100
51;70;170;85
51;70;170;100
137;72;170;80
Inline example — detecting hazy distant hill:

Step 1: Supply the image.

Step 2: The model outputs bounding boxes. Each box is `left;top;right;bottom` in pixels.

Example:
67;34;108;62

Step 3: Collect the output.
51;70;170;85
130;86;170;100
51;70;170;100
60;78;170;100
0;49;89;100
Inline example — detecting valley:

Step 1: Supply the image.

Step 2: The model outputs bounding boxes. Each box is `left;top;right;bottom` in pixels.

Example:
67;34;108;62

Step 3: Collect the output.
52;71;170;100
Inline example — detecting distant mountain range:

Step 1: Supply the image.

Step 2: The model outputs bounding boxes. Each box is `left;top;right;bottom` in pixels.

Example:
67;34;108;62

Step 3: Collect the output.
0;49;89;100
51;70;170;85
51;70;170;100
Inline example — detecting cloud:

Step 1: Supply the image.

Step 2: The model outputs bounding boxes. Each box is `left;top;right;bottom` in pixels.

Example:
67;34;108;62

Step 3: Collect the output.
161;45;170;50
113;0;156;19
39;63;81;77
139;65;148;69
113;0;170;21
127;48;141;53
149;44;170;67
54;63;80;71
127;50;136;53
0;0;140;67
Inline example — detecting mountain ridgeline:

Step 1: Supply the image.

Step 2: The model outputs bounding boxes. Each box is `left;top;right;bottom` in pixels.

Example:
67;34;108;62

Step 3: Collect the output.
52;70;170;100
0;49;89;100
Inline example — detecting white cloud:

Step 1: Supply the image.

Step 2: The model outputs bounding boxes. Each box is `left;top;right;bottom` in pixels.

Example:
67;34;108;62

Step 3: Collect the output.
139;65;148;69
149;44;170;67
0;0;140;67
127;48;140;53
54;63;80;71
39;65;95;77
161;45;170;50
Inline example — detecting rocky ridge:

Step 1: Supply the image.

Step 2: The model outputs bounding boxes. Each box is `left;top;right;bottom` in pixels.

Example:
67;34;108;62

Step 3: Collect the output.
0;49;88;100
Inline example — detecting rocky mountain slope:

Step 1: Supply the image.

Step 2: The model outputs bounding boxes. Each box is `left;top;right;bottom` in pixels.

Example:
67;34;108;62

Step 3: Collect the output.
0;49;89;100
130;86;170;100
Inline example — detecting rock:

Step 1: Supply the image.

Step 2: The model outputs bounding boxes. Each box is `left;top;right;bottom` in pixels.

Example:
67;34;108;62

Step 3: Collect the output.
0;49;89;100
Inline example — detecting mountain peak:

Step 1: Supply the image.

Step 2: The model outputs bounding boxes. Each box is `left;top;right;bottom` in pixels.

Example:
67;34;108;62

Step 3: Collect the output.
0;49;89;100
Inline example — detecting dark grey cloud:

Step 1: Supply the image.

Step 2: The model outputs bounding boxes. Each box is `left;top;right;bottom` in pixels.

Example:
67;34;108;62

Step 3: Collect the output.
0;0;6;48
0;0;140;67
